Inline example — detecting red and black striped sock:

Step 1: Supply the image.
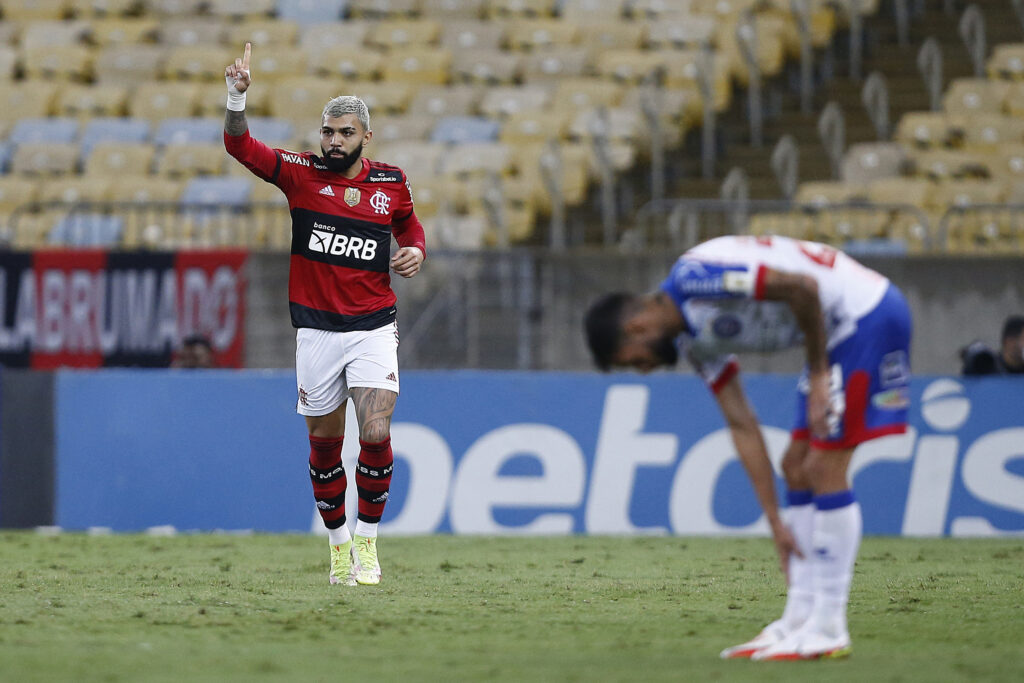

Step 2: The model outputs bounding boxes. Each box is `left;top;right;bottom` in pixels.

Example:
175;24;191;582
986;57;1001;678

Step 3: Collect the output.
309;435;347;530
356;437;393;524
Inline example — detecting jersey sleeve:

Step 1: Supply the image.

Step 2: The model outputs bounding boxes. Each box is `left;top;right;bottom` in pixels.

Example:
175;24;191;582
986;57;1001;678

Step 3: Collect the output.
392;175;426;255
687;350;740;394
224;129;304;190
660;257;763;308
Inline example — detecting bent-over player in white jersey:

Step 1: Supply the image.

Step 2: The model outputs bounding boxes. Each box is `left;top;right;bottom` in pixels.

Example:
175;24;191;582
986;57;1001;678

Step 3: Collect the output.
585;235;912;661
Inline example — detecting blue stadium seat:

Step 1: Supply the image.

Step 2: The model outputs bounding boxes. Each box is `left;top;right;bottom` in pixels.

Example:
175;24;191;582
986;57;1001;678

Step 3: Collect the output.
246;117;295;145
9;118;79;145
153;118;224;146
430;117;501;144
49;214;124;248
277;0;347;23
80;118;151;158
0;141;12;173
181;176;252;207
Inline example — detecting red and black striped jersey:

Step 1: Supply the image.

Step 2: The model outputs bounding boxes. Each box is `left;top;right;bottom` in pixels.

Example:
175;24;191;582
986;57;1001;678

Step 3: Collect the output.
224;130;426;332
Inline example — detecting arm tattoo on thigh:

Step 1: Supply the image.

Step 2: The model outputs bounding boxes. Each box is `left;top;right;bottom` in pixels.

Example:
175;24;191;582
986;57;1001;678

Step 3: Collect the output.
352;388;397;442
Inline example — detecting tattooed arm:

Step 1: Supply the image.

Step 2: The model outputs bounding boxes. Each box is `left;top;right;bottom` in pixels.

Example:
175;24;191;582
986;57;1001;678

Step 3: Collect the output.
223;42;251;136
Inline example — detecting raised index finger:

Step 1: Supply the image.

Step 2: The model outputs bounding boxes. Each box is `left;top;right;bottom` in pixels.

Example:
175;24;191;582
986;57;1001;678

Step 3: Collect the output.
241;42;251;70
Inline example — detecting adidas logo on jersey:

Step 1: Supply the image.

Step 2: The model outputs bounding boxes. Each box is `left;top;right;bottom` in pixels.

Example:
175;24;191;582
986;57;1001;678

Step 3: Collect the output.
319;185;335;196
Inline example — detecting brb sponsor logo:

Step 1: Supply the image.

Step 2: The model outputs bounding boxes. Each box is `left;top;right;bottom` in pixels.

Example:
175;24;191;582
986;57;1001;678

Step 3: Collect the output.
316;377;1024;538
308;222;378;261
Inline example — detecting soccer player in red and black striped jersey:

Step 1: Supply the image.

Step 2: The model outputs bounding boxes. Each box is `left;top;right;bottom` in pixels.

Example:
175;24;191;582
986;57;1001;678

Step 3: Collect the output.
224;43;425;586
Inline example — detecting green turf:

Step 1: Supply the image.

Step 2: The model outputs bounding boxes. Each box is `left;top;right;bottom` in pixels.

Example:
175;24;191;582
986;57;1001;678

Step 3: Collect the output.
0;533;1021;682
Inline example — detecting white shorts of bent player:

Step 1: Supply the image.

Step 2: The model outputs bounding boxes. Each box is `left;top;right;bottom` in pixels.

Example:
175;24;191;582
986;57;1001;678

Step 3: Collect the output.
295;323;400;416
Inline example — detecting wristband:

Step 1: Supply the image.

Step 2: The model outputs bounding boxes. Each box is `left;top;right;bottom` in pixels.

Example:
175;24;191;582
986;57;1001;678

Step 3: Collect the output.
227;88;246;112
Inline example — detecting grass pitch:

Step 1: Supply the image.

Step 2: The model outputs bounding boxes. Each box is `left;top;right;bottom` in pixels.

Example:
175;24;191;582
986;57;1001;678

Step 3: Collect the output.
0;533;1021;682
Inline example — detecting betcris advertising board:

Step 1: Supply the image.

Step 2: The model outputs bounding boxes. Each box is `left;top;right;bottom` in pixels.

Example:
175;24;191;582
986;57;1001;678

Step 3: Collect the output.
54;371;1024;536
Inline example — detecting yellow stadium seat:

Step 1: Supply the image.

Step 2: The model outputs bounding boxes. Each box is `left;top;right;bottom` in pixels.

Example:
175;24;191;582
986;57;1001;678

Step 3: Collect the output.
690;0;759;17
520;47;592;82
568;107;646;147
370;141;445;184
268;77;336;124
248;49;308;82
594;49;666;83
58;83;129;119
1;0;70;21
156;144;227;178
936;179;1009;254
11;143;80;176
0;177;39;210
500;110;572;146
840;142;907;186
990;143;1024;186
440;21;506;51
577;22;645;50
157;18;228;46
895;112;964;150
206;0;276;18
130;82;200;120
348;0;421;18
88;18;160;45
108;177;186;203
371;114;438;143
367;19;441;49
94;45;169;83
84;142;157;177
381;48;452;85
795;181;865;206
147;0;207;15
552;78;624;113
478;85;553;119
508;142;589;208
987;43;1024;81
944;79;1010;116
664;49;730;112
0;83;59;124
0;47;16;81
506;19;578;51
962;115;1024;152
865;177;933;208
305;45;382;81
349;81;416;114
82;0;141;15
21;45;95;81
0;22;20;45
621;85;702;130
908;149;991;181
645;15;718;49
5;209;69;249
450;49;522;84
300;22;373;51
715;19;786;84
35;176;113;204
164;45;233;81
560;0;626;21
408;85;483;117
488;0;556;18
421;0;488;20
20;20;90;48
226;19;300;48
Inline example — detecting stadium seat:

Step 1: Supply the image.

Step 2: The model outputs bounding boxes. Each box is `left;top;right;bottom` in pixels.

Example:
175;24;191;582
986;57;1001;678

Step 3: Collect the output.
0;177;38;210
987;43;1024;81
408;85;483;117
577;22;645;50
552;78;624;113
630;0;699;17
795;181;865;206
943;79;1010;116
88;18;160;45
895;112;964;150
989;143;1024;187
153;118;223;146
440;21;506;51
147;0;208;15
130;82;201;121
430;116;500;144
508;142;589;208
20;20;89;48
206;0;276;18
9;118;79;145
58;84;129;120
420;0;488;20
83;142;157;177
840;142;907;186
865;176;933;209
478;85;553;119
961;115;1024;152
520;48;592;82
371;141;444;182
500;110;571;146
348;0;419;18
422;212;487;250
21;45;95;81
645;15;718;49
276;0;348;23
559;0;626;22
568;107;645;148
300;22;372;51
0;0;70;21
94;45;169;83
371;114;438;143
181;175;252;207
663;50;738;111
349;82;416;114
156;144;226;177
450;49;523;84
48;213;124;247
248;49;308;83
487;0;556;18
506;19;578;51
620;85;702;129
268;78;335;127
80;117;151;155
164;45;233;81
305;45;383;81
367;19;442;49
83;0;142;15
4;210;69;249
156;18;227;46
0;84;58;125
225;19;301;48
107;177;186;203
594;49;666;84
10;143;80;176
381;48;453;85
0;47;16;81
907;149;991;181
246;117;295;146
0;141;12;174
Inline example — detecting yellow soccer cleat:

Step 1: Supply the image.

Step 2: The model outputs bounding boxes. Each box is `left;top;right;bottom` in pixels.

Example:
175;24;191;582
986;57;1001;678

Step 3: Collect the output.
329;540;354;586
351;534;381;585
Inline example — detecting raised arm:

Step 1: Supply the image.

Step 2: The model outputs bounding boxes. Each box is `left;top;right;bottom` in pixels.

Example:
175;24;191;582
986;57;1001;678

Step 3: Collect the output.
714;371;800;576
224;42;250;136
759;267;831;439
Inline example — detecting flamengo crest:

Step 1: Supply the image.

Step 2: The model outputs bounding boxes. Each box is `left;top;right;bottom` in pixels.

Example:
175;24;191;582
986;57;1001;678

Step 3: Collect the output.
344;187;360;207
370;190;391;215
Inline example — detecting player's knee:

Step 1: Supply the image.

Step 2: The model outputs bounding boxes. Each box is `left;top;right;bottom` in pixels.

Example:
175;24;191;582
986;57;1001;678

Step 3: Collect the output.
359;418;391;444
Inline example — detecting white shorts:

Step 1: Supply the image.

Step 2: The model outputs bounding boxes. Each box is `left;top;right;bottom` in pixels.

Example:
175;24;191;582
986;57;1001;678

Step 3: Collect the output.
295;323;400;416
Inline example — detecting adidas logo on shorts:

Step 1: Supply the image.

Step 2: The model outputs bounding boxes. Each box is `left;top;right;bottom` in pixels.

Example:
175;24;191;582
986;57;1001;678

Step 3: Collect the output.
385;372;397;382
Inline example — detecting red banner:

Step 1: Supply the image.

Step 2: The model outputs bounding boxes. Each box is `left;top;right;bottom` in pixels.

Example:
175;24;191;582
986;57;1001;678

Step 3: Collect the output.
0;250;248;368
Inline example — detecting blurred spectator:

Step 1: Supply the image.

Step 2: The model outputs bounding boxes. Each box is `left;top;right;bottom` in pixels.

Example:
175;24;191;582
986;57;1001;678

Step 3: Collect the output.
172;334;215;369
960;315;1024;375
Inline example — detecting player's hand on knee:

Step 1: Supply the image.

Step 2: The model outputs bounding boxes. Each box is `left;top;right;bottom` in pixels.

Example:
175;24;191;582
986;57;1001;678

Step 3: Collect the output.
225;42;252;94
